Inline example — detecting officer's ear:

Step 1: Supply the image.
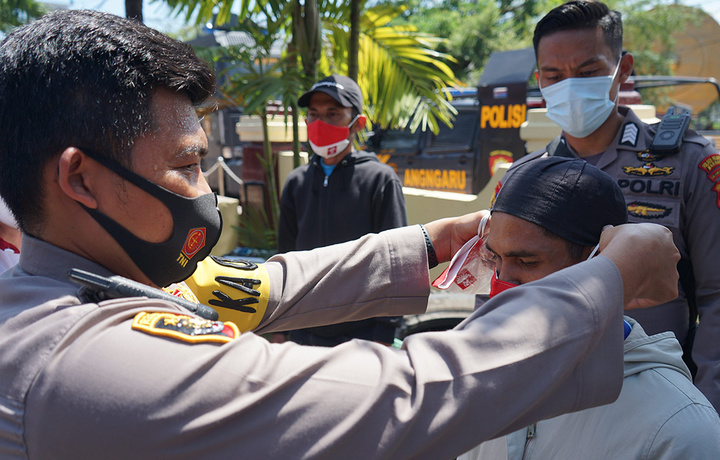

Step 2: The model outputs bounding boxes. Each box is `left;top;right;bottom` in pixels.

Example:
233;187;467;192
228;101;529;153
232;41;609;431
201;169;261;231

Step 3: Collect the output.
56;147;99;209
618;53;634;84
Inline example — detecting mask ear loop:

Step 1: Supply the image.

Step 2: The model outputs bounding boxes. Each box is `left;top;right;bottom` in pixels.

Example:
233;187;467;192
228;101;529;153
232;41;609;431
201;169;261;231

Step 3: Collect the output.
586;243;600;261
347;114;361;129
478;213;490;239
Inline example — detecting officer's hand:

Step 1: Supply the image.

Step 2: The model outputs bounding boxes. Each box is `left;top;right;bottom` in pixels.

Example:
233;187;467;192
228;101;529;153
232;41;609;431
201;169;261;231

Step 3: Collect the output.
597;223;679;309
423;210;491;263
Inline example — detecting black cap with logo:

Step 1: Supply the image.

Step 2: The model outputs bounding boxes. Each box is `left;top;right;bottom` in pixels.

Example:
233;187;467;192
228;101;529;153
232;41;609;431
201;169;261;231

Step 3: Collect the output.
298;75;363;113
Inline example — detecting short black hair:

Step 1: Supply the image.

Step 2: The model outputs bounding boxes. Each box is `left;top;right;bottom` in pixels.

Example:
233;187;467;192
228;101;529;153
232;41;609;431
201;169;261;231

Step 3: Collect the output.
534;1;623;61
0;9;215;234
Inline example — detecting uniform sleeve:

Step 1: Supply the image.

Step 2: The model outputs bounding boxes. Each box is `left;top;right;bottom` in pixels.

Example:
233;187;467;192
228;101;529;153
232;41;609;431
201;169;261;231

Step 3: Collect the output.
372;173;408;232
24;256;624;460
683;146;720;411
277;175;298;253
257;225;428;334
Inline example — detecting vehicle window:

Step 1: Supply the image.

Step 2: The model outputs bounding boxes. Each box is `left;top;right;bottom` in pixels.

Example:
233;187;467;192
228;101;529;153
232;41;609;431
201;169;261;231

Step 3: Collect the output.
374;128;420;153
426;111;478;153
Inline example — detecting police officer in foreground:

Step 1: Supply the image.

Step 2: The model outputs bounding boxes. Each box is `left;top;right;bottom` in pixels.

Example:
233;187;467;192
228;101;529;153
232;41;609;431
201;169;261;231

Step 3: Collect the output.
0;10;680;459
515;0;720;410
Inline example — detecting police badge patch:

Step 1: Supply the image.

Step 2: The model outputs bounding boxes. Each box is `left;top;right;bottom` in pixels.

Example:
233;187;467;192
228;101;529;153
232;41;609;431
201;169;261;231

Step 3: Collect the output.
622;163;674;176
627;201;672;219
132;312;240;344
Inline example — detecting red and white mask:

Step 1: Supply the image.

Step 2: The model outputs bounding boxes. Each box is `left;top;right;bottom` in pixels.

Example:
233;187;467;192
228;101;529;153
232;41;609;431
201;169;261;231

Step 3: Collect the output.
488;270;518;298
307;115;360;159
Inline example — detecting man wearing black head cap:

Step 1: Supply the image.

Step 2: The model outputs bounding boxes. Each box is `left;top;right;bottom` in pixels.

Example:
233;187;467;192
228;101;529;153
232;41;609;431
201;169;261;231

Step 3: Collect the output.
460;157;720;459
527;0;720;411
277;75;408;346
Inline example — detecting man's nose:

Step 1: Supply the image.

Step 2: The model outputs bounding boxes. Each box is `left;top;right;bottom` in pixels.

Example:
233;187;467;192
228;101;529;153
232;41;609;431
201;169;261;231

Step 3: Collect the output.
198;171;212;195
496;266;520;285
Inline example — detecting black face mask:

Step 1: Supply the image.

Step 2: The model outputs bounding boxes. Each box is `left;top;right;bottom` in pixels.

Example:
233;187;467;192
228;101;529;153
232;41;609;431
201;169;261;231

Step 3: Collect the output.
78;148;222;287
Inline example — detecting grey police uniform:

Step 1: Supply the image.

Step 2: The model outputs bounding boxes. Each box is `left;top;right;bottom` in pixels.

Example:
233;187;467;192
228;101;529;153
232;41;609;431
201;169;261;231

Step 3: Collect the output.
0;227;625;459
513;106;720;410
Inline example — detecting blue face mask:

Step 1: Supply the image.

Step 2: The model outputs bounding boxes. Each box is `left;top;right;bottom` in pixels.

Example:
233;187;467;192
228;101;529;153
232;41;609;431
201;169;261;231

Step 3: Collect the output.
540;59;621;138
79;148;222;287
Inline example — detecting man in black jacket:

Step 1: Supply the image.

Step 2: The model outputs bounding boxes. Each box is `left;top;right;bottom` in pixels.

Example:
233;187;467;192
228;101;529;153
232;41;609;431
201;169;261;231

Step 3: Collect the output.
278;75;408;346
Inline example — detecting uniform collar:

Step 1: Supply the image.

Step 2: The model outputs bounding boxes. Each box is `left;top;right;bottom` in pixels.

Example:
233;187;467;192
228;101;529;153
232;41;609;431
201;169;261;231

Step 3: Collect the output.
560;106;649;169
18;234;115;285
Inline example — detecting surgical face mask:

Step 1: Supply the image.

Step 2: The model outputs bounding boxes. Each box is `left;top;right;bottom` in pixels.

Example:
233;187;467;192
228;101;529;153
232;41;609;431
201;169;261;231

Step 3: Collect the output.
307;115;359;159
0;195;17;229
79;149;222;287
540;59;621;138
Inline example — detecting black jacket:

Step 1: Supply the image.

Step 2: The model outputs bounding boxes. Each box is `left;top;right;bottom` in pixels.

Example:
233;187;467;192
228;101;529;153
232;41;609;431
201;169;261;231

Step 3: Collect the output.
277;150;407;345
278;150;407;252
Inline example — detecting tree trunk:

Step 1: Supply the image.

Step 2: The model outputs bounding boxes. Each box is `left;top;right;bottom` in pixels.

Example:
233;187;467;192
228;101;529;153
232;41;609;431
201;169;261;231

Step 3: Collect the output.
125;0;143;22
348;0;360;82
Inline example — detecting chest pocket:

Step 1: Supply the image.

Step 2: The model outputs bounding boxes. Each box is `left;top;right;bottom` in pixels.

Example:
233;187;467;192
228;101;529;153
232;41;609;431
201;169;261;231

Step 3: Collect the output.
617;162;682;230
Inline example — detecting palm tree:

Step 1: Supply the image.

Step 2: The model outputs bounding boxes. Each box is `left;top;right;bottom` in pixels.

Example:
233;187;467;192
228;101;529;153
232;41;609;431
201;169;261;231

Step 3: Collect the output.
1;0;45;32
162;0;457;133
164;0;457;245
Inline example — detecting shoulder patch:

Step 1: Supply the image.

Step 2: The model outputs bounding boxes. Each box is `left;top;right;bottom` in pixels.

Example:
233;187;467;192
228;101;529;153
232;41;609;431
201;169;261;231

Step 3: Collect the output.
713;182;720;209
132;312;239;344
620;122;639;147
699;154;720;182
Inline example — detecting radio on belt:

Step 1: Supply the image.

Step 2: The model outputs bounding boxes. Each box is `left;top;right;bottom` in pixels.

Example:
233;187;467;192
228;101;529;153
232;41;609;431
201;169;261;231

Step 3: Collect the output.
649;106;691;156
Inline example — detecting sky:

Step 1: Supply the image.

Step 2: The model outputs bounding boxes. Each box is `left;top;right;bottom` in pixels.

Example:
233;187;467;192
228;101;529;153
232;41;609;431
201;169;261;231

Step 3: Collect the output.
62;0;190;33
60;0;720;36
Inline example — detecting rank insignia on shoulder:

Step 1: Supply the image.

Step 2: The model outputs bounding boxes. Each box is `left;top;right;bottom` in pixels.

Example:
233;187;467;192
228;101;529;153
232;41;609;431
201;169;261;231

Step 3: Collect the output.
132;312;240;344
699;154;720;182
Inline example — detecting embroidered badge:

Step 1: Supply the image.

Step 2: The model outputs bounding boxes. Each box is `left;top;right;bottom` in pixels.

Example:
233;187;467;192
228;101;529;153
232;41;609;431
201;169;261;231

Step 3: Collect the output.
627;201;672;219
637;150;662;162
132;312;239;344
162;282;200;303
698;154;720;182
622;163;674;176
620;122;639;147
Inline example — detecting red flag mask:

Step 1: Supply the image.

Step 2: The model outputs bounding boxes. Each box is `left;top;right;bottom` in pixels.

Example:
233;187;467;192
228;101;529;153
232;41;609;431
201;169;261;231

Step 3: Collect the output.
307;115;360;159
